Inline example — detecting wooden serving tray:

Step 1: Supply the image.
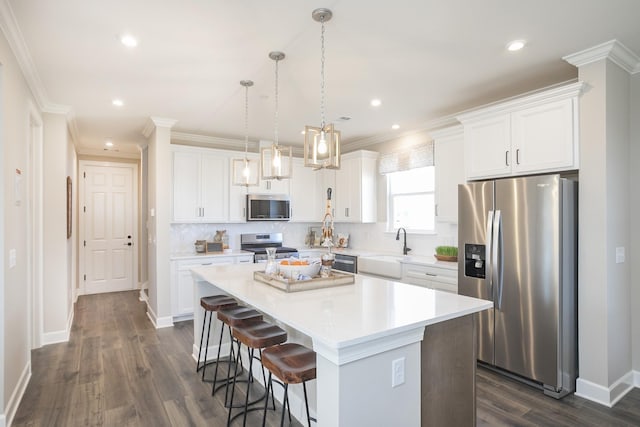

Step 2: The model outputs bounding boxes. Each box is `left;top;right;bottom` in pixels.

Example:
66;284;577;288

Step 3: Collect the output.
254;270;355;293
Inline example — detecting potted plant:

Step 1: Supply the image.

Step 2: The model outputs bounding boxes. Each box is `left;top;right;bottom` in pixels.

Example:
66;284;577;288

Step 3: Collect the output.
434;246;458;262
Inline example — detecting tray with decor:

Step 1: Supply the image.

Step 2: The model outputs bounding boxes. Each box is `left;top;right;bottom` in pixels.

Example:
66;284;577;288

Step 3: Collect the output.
253;270;355;293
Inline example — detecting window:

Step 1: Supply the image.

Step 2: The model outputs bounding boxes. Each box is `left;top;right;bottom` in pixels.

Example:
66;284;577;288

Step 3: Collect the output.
387;166;435;232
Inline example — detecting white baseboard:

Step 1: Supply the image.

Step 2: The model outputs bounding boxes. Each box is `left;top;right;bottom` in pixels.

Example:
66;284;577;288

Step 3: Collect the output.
138;281;148;302
42;305;74;345
4;361;31;427
576;371;635;407
145;303;173;329
634;370;640;387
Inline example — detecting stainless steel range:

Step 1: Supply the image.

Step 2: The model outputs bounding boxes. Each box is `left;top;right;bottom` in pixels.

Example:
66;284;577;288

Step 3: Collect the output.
240;233;298;262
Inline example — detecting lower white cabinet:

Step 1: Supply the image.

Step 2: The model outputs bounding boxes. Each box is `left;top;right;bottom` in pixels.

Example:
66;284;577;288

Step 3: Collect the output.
170;254;253;319
401;263;458;293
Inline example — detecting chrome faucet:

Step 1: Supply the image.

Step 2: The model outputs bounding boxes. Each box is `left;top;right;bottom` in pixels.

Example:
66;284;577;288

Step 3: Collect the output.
396;227;411;255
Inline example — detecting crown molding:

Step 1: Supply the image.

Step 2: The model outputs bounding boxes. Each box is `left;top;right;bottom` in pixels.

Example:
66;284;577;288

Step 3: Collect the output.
171;131;258;150
457;80;584;123
563;39;640;75
142;117;178;138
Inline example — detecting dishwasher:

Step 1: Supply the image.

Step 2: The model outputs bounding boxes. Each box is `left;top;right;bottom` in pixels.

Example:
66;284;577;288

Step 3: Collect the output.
332;254;357;273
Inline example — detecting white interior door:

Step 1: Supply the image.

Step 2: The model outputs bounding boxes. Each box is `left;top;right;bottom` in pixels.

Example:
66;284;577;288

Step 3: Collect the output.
81;163;136;294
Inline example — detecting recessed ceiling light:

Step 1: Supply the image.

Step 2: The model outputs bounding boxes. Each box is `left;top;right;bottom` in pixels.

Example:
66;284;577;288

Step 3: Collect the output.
105;139;114;147
301;130;306;135
120;34;138;48
391;124;400;130
370;99;382;107
507;40;526;52
112;99;124;107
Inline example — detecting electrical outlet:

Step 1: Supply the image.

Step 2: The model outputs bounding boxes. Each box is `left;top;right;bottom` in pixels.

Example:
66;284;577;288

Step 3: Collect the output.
392;357;405;387
9;249;16;268
615;247;625;264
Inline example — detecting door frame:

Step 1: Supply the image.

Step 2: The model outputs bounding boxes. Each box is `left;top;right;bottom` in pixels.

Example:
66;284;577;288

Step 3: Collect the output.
78;160;139;296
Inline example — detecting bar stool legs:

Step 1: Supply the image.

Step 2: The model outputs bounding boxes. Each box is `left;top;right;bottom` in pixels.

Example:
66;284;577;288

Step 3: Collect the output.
196;295;237;381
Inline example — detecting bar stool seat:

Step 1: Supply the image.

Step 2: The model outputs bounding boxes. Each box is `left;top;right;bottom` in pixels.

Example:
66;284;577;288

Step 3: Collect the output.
227;321;287;426
211;306;264;398
197;295;238;380
261;343;317;427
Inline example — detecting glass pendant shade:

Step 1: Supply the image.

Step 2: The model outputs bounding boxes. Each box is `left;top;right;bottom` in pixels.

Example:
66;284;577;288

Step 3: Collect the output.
232;156;259;186
261;144;292;179
303;123;341;169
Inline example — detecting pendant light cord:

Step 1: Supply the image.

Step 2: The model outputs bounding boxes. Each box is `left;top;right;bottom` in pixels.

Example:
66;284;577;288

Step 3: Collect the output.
320;16;326;129
274;57;280;146
244;83;249;157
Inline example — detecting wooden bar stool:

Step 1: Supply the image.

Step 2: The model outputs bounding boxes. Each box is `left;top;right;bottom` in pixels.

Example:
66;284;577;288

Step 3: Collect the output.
227;321;288;427
213;306;264;400
197;295;238;381
261;343;317;427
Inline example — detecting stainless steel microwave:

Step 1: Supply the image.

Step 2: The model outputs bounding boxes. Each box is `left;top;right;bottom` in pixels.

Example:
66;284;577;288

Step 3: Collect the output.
246;194;291;221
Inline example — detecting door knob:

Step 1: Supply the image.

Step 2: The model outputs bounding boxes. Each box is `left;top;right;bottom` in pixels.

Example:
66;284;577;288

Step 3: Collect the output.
124;242;132;246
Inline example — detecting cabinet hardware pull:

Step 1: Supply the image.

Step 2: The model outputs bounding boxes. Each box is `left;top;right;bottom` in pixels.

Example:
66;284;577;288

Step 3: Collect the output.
424;272;437;277
505;151;509;166
202;262;212;266
516;149;520;165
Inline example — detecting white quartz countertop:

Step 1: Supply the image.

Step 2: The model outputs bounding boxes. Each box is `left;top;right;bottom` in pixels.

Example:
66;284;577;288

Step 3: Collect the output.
191;263;490;361
170;250;254;261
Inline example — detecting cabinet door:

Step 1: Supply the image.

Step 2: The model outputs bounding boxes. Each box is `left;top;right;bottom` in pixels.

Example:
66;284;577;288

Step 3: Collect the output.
172;151;201;221
464;115;512;180
258;177;290;195
435;131;465;223
228;185;247;222
511;98;576;174
335;157;359;222
200;154;229;222
176;268;196;316
290;159;319;222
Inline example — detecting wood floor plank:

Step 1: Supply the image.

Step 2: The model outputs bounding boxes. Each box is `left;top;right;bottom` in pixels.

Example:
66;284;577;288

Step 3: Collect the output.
12;290;640;427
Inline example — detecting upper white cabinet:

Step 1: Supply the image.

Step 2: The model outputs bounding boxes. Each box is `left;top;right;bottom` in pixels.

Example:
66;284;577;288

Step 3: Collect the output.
290;158;321;222
458;82;583;181
334;150;378;223
172;149;229;222
432;125;465;223
257;177;290;195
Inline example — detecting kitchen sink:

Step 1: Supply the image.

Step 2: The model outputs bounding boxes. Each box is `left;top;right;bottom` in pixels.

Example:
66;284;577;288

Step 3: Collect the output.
358;255;404;279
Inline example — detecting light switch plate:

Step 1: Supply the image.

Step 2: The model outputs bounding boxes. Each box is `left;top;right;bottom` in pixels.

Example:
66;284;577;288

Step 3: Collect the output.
392;357;405;387
615;247;625;264
9;249;16;268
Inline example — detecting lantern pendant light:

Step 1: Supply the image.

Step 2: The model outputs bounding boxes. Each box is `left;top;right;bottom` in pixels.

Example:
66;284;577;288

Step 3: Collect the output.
232;80;259;187
304;8;341;170
261;51;292;180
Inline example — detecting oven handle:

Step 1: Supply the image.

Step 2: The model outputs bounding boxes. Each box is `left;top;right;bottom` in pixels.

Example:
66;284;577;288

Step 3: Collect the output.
334;259;355;265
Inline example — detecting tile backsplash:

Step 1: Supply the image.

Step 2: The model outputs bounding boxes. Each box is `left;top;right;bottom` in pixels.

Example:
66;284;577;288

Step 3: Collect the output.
170;221;457;257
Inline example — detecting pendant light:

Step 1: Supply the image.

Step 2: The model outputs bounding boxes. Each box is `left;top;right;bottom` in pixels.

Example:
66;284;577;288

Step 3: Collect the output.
261;51;292;180
232;80;259;187
304;8;341;170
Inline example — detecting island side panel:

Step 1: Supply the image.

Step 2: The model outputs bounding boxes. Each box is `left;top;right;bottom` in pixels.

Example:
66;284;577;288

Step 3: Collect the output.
421;314;477;426
316;342;421;427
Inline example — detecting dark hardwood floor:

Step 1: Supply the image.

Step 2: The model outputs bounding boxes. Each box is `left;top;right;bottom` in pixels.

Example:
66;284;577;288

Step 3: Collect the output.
12;291;640;426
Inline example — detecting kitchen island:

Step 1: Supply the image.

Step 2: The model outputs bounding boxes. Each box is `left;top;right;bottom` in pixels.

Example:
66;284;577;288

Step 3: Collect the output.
191;263;492;427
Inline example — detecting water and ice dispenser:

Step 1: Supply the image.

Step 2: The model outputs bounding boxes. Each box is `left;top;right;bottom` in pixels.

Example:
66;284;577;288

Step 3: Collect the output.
464;244;486;279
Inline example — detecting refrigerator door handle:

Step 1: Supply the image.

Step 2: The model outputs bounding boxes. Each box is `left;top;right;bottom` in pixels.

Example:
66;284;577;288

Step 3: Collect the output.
486;210;494;297
493;209;503;310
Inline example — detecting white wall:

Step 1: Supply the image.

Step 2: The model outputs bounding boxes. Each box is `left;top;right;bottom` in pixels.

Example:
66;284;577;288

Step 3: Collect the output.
41;113;73;342
575;57;633;403
147;121;173;327
631;73;640;373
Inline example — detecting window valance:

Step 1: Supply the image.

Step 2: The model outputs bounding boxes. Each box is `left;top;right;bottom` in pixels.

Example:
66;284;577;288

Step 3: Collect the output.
378;141;434;174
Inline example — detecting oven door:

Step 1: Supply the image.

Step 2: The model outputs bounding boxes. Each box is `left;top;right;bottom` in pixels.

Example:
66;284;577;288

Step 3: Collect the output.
333;254;357;273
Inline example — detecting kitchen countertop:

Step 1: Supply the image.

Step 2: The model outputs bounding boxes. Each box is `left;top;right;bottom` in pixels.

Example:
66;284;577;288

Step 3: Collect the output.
170;250;254;261
191;263;487;361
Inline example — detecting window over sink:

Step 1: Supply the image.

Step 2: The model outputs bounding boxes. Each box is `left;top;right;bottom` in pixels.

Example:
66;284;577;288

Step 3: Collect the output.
387;166;435;232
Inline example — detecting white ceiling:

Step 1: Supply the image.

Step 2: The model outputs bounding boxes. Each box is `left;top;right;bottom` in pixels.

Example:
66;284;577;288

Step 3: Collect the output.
5;0;640;156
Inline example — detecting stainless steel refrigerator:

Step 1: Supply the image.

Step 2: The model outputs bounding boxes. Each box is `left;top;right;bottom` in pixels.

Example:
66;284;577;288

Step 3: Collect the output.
458;174;577;398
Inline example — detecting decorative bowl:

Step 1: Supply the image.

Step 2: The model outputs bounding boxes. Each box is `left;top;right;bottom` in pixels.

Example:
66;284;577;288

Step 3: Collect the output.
277;260;321;279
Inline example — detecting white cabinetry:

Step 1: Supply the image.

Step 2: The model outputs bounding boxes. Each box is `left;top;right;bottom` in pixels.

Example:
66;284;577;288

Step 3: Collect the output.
401;263;457;294
458;82;582;181
170;254;253;319
290;158;320;222
432;125;465;223
257;175;290;195
334;150;378;223
172;148;229;222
